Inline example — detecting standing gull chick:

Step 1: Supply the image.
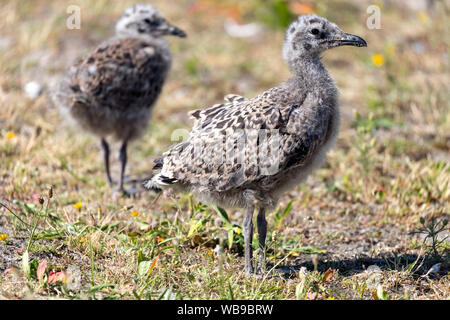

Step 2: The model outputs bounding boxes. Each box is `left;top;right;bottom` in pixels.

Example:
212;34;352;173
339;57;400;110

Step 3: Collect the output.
52;4;186;195
145;15;366;274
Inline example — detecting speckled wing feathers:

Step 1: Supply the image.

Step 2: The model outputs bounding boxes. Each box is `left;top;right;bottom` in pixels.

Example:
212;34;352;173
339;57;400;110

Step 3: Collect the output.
69;38;169;110
158;86;331;192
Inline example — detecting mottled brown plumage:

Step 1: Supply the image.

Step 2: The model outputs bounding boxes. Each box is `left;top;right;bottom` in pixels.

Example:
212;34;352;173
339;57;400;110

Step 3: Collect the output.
52;4;186;195
146;15;366;274
62;37;170;141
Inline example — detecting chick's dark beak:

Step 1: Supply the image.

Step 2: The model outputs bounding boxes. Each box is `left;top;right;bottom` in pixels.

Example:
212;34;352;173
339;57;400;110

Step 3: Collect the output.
166;23;187;37
336;32;367;47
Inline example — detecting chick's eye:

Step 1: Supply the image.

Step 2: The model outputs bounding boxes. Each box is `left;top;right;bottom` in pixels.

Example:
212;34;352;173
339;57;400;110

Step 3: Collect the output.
144;18;159;27
311;28;320;35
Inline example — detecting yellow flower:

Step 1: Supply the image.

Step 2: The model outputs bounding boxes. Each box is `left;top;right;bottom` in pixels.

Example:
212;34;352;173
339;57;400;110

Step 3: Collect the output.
207;249;213;256
130;210;138;217
372;54;384;67
418;12;428;25
5;131;16;140
233;227;242;235
326;296;337;300
73;202;82;210
79;236;86;243
0;234;7;241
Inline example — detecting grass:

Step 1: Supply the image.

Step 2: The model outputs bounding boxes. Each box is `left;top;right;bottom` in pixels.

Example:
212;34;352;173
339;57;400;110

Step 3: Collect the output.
0;0;449;300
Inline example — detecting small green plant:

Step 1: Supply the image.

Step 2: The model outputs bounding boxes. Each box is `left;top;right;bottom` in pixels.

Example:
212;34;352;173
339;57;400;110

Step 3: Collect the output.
352;280;368;298
352;111;377;173
255;0;293;30
212;205;243;250
414;217;448;259
134;252;161;299
273;199;294;229
184;57;199;77
373;285;390;300
295;269;336;300
22;186;53;279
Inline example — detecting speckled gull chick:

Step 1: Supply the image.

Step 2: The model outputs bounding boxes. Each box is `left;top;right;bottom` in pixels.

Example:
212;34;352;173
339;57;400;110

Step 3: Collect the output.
52;4;186;196
145;15;366;274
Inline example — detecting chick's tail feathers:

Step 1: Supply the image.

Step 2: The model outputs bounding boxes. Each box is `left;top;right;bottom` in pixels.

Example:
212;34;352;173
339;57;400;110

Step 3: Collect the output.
143;157;178;192
143;173;178;192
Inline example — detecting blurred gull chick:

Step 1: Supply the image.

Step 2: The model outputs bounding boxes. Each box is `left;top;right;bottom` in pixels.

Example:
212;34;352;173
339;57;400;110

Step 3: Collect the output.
52;4;186;196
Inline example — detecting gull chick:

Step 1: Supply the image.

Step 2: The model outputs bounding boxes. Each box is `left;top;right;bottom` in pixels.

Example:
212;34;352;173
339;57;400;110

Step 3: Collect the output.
145;15;366;274
52;3;186;195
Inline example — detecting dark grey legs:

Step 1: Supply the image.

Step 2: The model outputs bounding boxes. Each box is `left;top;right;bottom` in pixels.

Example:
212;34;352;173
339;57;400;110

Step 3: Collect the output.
256;207;267;274
100;138;139;196
118;140;128;194
243;202;267;275
243;204;255;275
101;138;114;185
100;138;127;192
